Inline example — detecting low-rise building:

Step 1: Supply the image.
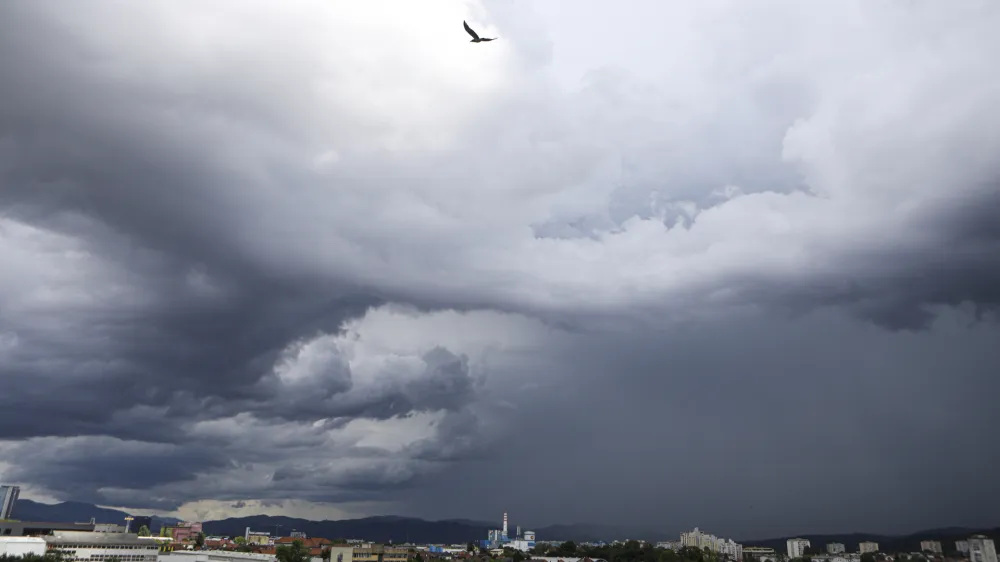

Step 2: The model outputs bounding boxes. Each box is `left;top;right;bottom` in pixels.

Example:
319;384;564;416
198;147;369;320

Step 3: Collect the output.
353;545;410;562
0;536;47;557
0;521;96;536
43;531;159;562
160;550;277;562
162;523;204;544
744;547;776;561
328;545;354;562
859;542;878;554
275;537;334;557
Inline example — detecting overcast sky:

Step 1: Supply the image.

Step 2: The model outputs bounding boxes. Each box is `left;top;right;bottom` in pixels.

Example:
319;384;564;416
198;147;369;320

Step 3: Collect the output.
1;0;999;540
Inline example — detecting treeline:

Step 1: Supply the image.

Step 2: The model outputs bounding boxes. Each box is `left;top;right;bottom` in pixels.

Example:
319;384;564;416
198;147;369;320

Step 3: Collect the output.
533;540;734;562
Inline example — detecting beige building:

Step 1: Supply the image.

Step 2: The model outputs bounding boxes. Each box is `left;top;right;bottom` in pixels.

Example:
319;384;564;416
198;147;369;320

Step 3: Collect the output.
352;545;409;562
327;546;353;562
859;542;879;554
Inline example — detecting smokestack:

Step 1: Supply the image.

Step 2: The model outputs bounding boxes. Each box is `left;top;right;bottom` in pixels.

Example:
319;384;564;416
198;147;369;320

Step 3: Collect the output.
503;513;508;537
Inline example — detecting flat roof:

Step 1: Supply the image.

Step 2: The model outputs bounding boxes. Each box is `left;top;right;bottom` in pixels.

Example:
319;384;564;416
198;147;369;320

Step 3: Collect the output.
45;532;158;546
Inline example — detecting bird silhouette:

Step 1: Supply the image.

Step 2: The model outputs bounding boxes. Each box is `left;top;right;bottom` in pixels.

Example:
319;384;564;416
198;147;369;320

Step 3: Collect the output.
463;20;496;43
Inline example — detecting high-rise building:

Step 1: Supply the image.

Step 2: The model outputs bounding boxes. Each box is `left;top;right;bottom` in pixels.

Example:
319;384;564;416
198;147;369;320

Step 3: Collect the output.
920;541;943;554
958;542;971;554
859;542;879;554
969;536;997;562
827;544;846;554
679;528;742;560
787;539;811;558
0;486;19;520
683;528;719;551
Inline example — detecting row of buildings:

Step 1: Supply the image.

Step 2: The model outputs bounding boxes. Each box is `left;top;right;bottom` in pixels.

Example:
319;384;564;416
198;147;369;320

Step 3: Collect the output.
783;537;997;562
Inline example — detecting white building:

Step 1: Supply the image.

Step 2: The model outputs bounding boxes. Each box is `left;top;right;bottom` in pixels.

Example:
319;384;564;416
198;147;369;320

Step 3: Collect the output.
0;537;47;557
505;540;534;552
0;485;19;520
958;542;971;554
43;531;159;562
718;539;743;561
969;536;998;562
678;529;742;561
919;541;942;554
828;544;846;555
787;539;811;558
859;542;879;554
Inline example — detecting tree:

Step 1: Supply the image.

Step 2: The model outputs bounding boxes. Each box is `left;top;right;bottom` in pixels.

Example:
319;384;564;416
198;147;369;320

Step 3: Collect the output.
234;537;247;545
196;532;206;549
563;542;578;554
469;542;478;553
277;540;312;562
137;525;151;537
322;547;333;561
860;554;876;562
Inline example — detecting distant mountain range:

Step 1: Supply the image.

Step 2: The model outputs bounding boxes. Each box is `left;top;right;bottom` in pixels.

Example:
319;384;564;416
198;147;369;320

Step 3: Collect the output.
9;500;632;543
199;515;649;544
9;500;999;549
10;500;180;532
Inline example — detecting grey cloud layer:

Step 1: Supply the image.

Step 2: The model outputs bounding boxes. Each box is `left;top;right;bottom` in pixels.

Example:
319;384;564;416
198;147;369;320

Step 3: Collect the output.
1;0;999;535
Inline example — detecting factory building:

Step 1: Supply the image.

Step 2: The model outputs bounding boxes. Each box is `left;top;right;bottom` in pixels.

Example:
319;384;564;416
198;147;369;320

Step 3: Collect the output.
480;512;536;552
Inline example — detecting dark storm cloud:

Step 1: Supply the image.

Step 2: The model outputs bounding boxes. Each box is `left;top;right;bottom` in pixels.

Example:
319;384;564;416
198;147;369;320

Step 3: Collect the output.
0;0;998;534
401;308;1000;537
2;438;234;501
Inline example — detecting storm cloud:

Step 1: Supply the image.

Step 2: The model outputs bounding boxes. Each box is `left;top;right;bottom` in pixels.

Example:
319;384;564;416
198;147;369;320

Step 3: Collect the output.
1;0;999;538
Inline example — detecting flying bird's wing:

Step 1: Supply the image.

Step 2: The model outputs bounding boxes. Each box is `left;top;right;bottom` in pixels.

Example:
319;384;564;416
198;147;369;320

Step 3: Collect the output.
463;20;480;40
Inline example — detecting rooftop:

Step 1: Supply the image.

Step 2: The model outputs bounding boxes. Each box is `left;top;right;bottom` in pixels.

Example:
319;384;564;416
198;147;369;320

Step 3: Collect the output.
45;531;158;546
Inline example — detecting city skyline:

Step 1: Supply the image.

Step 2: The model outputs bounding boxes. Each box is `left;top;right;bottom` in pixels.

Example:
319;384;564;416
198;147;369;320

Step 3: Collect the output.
1;0;999;539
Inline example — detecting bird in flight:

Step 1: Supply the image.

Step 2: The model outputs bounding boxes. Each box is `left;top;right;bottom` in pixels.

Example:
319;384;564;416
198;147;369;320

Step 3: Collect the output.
463;20;496;43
